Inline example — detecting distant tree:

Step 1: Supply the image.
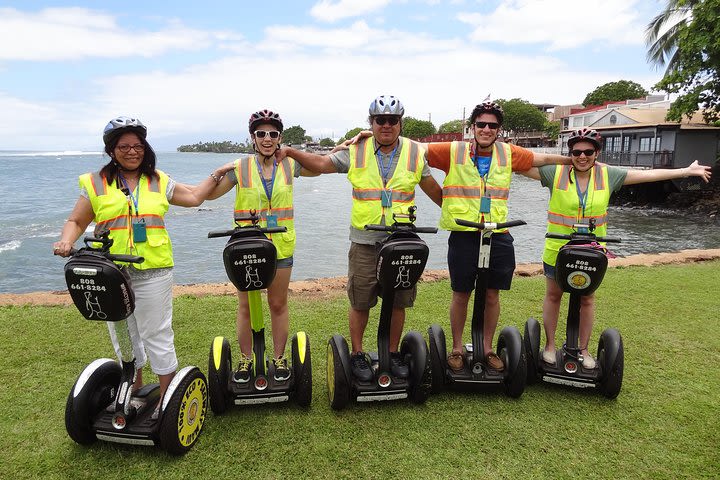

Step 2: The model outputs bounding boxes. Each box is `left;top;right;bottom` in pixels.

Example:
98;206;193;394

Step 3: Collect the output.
177;140;252;153
645;0;696;72
543;120;561;141
582;80;648;106
438;119;464;133
402;117;436;139
338;127;364;144
319;137;335;147
283;125;307;145
651;0;720;123
496;98;547;136
304;135;313;142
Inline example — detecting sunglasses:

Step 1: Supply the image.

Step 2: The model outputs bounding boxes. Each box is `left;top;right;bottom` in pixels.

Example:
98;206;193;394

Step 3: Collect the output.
571;149;596;157
474;121;500;130
374;116;401;126
254;130;280;139
116;144;145;153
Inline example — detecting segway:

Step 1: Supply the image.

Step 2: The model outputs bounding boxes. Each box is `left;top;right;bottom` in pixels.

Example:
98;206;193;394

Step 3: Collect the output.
206;212;311;413
428;219;528;398
63;232;207;455
524;221;624;399
327;207;437;410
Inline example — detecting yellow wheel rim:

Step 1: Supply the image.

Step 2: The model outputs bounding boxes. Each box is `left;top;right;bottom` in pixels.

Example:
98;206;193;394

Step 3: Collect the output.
177;377;207;447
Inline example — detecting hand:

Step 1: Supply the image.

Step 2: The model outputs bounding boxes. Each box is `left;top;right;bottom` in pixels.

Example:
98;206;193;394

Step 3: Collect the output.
275;146;290;162
686;160;712;183
217;161;235;175
350;130;373;145
53;240;73;257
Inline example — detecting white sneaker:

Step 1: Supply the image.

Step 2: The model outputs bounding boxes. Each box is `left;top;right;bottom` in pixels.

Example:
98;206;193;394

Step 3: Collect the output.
582;353;596;369
542;349;556;365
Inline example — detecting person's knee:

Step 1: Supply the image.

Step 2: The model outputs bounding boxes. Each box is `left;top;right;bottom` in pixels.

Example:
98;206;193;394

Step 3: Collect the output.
580;295;595;309
267;296;288;316
452;291;471;307
485;289;500;307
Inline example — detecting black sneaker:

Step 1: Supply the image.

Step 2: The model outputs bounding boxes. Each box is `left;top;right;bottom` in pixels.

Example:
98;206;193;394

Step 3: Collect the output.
351;352;373;382
232;354;252;383
390;351;409;378
273;356;291;381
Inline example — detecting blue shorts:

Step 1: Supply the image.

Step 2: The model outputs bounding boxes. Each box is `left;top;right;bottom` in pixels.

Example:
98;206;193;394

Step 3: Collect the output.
277;256;294;269
447;231;515;293
543;262;555;280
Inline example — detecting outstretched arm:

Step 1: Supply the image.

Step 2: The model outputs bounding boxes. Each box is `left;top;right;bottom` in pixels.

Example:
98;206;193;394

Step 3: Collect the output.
277;146;337;174
521;167;541;180
532;152;571;167
171;162;236;206
623;160;712;185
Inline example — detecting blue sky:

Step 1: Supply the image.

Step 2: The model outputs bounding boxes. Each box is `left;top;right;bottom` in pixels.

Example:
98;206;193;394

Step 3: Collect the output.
0;0;668;151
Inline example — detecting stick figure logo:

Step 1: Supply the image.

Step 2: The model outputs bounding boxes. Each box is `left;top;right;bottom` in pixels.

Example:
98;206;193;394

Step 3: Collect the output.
395;265;411;289
84;291;107;319
245;265;263;288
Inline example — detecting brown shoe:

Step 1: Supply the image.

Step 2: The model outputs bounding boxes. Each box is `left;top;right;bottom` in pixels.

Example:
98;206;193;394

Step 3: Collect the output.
485;352;504;371
447;351;464;372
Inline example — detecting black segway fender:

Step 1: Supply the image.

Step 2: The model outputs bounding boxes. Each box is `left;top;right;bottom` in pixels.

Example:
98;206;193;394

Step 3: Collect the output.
524;318;541;384
66;358;121;444
208;336;232;415
427;324;447;393
497;326;527;398
598;328;622;371
327;335;352;410
400;331;431;404
292;332;312;407
498;326;523;374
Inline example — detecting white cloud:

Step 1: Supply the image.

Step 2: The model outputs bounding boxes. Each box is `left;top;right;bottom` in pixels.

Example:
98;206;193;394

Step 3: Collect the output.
458;0;645;49
310;0;391;22
0;7;242;61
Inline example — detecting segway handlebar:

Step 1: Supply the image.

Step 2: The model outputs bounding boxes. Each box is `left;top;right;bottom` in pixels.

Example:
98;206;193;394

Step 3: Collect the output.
67;247;144;264
545;232;621;243
365;224;438;234
208;226;288;238
455;219;527;230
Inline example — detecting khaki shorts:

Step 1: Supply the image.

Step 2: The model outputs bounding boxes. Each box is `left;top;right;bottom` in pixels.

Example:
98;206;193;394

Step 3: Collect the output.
347;242;416;310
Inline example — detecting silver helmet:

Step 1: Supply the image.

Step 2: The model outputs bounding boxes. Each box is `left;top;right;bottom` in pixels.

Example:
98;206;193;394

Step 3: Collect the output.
369;95;405;117
103;116;147;146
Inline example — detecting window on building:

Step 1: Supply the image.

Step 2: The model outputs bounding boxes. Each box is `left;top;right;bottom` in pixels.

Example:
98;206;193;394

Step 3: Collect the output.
604;136;621;152
639;137;661;152
622;136;630;152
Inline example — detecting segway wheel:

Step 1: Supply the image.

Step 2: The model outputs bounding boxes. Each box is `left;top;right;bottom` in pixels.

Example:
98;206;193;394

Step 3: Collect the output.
401;331;431;404
207;336;232;415
427;324;447;393
497;327;527;398
159;368;208;455
327;335;351;411
65;359;121;445
524;318;540;385
291;332;312;407
597;328;624;399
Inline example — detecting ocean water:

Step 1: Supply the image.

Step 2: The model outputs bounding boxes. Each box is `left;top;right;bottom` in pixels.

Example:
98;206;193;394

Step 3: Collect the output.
1;151;718;294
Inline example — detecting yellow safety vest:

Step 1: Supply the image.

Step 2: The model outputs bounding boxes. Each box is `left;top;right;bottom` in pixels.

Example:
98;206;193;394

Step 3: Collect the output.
233;155;296;259
347;137;424;229
543;163;611;266
79;170;173;269
439;141;513;232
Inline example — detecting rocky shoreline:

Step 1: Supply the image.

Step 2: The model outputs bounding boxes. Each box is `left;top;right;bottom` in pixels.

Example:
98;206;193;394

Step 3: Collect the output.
2;248;718;306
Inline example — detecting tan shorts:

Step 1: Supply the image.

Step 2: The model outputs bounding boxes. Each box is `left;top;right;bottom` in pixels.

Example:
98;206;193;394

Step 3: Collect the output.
347;242;416;310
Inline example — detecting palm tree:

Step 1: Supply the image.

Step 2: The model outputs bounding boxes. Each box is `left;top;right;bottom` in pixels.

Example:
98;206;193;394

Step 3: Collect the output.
645;0;698;72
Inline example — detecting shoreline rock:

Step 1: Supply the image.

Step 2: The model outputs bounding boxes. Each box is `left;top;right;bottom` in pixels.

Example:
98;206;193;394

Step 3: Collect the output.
2;248;718;307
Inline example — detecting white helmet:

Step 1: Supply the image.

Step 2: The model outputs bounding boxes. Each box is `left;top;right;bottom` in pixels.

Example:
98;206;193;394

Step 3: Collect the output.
369;95;404;117
103;116;147;146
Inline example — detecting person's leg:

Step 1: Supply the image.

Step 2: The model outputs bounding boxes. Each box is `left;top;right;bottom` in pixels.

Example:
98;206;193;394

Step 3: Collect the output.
267;266;291;358
450;291;471;353
542;275;564;353
483;288;500;357
349;307;370;354
579;293;596;367
389;307;405;353
235;290;252;356
346;242;378;381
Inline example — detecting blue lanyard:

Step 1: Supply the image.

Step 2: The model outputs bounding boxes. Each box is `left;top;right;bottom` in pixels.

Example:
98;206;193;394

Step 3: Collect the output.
377;144;399;185
255;157;277;201
119;174;140;215
575;174;589;218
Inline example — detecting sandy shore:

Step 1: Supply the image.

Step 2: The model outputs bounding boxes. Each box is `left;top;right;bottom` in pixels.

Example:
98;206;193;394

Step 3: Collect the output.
2;248;718;307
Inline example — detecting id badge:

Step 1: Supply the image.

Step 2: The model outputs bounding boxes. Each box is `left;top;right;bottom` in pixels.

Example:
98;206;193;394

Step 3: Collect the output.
266;214;278;228
381;190;392;208
480;196;491;213
132;218;147;243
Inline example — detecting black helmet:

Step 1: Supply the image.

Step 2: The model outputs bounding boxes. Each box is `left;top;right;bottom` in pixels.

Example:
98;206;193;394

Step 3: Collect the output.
249;109;283;135
567;128;602;150
470;101;504;125
103;116;147;147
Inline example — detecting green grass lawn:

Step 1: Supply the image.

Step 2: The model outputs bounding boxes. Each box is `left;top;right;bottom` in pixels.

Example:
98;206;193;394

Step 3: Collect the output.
1;261;718;479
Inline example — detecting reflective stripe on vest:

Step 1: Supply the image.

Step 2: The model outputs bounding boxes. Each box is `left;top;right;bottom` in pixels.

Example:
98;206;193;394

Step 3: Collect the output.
79;170;172;269
347;137;424;229
542;163;611;266
233;155;296;259
439;141;513;232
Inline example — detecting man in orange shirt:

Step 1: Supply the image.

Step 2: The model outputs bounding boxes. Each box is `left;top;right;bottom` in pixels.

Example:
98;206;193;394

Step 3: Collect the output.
426;102;569;372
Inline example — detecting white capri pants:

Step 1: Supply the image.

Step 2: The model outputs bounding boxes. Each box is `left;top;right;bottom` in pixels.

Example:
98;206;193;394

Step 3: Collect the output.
107;270;178;375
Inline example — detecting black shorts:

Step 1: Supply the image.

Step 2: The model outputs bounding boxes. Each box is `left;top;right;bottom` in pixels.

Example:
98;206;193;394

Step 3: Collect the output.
447;231;516;293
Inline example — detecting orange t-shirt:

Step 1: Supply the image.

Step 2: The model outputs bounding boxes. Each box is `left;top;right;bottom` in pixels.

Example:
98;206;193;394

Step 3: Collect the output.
427;142;534;174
